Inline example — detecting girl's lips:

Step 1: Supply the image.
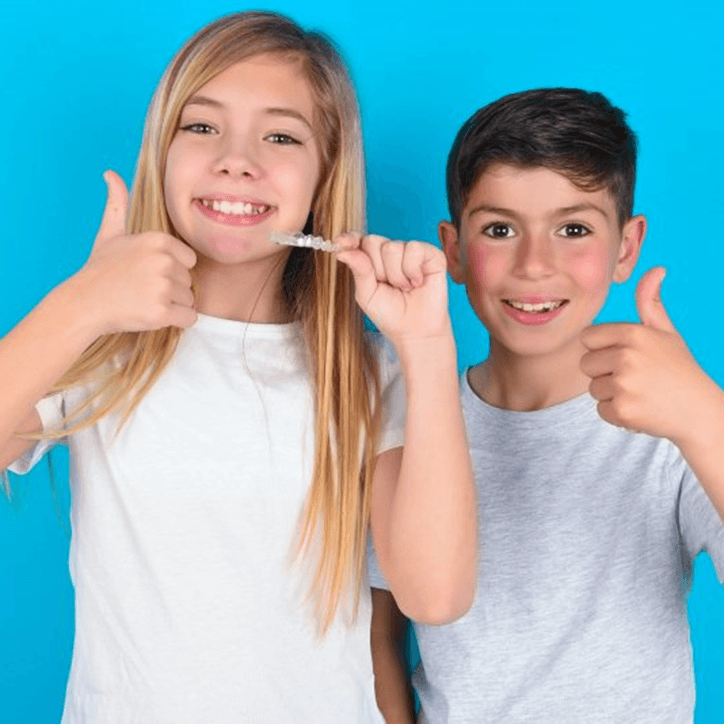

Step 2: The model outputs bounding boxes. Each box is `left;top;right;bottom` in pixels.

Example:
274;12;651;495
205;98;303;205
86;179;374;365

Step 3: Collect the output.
501;299;569;326
193;199;275;227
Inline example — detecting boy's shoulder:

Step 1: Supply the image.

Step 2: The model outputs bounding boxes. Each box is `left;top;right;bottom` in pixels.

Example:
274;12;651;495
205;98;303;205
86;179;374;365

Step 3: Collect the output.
458;365;683;492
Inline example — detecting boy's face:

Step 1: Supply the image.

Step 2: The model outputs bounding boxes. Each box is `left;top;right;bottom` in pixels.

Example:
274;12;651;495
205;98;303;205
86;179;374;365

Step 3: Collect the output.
439;164;646;362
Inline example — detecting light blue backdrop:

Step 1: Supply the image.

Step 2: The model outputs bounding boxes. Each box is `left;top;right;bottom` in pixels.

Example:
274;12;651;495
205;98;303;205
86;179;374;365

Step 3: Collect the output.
1;1;723;722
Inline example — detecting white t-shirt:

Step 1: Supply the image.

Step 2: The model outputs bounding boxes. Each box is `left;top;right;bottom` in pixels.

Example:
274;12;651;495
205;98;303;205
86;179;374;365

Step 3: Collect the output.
11;314;405;724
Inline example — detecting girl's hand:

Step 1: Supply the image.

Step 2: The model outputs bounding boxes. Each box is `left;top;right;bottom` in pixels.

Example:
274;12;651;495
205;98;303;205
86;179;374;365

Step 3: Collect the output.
70;170;198;336
580;267;715;445
335;234;451;346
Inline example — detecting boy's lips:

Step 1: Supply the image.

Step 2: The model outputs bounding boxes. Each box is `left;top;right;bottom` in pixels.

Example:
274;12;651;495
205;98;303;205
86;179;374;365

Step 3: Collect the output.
501;298;569;326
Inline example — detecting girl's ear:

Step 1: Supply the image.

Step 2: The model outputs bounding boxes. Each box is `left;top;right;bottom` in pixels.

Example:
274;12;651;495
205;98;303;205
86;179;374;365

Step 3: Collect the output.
612;214;647;284
438;220;465;284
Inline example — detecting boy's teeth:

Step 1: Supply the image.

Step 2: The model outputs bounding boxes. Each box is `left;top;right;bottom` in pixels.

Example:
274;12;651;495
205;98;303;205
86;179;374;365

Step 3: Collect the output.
202;199;269;215
507;300;564;313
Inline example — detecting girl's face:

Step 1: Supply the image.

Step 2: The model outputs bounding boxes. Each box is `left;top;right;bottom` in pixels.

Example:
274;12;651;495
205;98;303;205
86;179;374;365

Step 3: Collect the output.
164;54;321;271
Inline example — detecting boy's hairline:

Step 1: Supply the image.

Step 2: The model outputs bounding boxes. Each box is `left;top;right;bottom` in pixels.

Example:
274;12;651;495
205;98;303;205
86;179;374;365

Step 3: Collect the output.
451;160;633;233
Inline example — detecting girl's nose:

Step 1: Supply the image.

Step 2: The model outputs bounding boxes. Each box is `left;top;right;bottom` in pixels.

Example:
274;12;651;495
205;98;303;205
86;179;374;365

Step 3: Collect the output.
212;138;262;179
513;233;556;280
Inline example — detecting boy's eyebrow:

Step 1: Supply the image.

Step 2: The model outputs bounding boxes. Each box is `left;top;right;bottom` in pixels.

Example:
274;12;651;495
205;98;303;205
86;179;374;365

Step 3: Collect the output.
554;203;610;220
183;96;313;130
467;203;611;220
467;204;518;219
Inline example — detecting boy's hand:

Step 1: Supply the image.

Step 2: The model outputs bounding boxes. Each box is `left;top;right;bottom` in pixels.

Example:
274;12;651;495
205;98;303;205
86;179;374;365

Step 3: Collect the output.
334;233;452;347
580;267;712;443
70;171;198;336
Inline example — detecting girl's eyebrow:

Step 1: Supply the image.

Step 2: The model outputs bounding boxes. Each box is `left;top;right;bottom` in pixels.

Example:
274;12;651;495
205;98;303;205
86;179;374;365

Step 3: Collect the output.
183;96;312;131
184;95;223;109
264;107;313;131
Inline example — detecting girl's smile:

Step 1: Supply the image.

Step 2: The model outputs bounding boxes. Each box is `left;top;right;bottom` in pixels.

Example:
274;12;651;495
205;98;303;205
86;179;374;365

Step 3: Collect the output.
164;54;321;270
194;196;275;226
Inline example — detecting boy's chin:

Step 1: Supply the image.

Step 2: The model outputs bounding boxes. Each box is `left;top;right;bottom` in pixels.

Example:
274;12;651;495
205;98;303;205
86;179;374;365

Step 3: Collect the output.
489;332;587;362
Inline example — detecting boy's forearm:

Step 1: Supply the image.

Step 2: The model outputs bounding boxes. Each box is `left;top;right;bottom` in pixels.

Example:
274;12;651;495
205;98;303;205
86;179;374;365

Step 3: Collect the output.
371;634;416;724
371;589;416;724
673;380;724;522
387;334;476;622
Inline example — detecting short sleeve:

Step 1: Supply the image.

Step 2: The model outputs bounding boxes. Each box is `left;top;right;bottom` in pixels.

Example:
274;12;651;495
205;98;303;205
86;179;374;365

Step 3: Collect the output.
674;445;724;585
7;391;67;474
366;336;404;590
374;335;406;454
367;532;390;591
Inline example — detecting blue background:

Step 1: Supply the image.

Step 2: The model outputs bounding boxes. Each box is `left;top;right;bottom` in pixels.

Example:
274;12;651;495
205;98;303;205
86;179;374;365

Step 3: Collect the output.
2;0;724;721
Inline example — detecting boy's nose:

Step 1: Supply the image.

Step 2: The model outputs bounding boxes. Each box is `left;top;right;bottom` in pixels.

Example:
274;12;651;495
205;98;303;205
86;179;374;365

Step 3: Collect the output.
513;233;556;280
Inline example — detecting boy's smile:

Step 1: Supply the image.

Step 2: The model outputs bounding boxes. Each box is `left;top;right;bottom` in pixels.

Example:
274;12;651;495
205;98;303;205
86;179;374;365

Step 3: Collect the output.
440;164;646;405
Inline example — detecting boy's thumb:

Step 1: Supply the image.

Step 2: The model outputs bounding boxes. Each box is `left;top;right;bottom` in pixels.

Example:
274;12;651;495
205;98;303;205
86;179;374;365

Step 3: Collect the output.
95;170;129;247
635;266;676;333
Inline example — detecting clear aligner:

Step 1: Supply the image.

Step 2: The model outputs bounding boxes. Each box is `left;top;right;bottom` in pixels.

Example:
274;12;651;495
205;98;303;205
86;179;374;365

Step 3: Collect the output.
270;231;340;253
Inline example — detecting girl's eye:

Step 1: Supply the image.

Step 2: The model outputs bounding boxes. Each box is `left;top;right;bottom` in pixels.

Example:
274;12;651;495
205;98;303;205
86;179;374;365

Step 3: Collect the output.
558;223;591;238
265;133;301;145
180;122;217;135
483;223;516;239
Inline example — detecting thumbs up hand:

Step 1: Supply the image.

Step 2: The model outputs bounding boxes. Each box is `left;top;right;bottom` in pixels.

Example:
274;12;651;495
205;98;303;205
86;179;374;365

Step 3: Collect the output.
334;233;451;347
72;171;198;337
580;267;711;443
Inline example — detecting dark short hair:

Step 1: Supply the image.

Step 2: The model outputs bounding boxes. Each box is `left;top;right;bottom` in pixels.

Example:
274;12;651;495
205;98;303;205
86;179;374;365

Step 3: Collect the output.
446;88;637;228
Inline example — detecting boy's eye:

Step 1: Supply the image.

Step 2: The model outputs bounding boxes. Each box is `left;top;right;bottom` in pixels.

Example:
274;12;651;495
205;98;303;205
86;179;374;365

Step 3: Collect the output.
483;223;516;239
557;223;591;238
180;122;217;135
265;132;302;145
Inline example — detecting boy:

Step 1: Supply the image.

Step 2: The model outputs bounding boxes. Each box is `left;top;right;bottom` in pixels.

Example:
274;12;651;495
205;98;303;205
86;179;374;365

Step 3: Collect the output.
370;88;724;723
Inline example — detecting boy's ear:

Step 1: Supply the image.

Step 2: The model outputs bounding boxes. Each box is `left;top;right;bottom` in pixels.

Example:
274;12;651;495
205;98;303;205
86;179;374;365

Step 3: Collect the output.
612;214;647;283
438;220;465;284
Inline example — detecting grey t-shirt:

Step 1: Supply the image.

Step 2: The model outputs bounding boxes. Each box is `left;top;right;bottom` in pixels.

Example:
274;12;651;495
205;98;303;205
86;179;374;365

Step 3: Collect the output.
369;371;724;723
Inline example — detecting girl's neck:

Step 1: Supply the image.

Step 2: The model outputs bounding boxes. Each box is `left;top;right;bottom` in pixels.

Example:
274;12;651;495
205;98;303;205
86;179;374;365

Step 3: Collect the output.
193;255;291;324
469;338;591;412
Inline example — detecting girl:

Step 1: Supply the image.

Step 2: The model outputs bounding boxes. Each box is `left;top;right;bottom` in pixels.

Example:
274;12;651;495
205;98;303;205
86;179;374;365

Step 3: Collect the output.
0;11;475;723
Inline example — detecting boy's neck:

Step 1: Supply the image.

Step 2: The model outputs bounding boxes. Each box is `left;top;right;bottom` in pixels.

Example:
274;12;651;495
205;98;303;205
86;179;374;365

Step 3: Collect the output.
469;339;591;412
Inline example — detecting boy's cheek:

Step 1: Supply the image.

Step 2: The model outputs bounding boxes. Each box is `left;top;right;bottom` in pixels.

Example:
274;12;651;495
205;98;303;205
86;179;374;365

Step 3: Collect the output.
466;243;501;289
571;251;616;296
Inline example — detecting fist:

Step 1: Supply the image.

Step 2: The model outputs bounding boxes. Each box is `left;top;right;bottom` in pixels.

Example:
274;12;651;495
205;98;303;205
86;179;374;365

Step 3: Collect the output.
334;233;451;345
76;171;198;335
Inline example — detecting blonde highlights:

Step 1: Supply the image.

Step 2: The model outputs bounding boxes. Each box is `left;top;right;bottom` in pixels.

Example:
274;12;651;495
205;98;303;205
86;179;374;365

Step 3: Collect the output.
51;12;380;633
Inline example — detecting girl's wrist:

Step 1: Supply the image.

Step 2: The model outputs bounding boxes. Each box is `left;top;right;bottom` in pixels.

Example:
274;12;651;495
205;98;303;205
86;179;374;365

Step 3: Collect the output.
45;275;107;348
393;331;458;377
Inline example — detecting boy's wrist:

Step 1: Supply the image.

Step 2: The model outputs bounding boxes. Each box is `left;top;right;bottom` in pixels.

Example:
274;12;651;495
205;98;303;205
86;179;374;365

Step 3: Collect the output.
670;379;724;455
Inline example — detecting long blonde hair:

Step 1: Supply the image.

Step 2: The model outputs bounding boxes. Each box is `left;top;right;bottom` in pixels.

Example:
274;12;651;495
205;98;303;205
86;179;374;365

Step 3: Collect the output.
52;11;381;634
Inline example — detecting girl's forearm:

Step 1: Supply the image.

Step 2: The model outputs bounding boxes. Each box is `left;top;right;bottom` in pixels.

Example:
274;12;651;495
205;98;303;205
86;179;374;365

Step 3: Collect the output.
382;335;477;623
0;279;101;469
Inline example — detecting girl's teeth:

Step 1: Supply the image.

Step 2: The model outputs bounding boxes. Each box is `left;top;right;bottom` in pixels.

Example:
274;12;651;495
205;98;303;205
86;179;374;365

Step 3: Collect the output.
203;199;269;215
